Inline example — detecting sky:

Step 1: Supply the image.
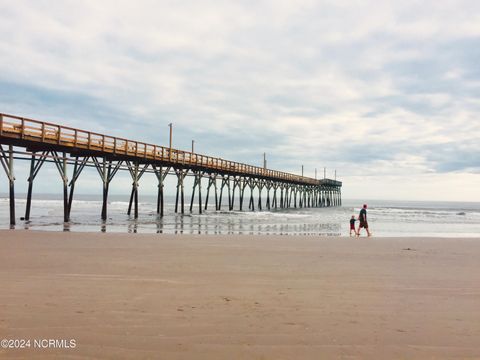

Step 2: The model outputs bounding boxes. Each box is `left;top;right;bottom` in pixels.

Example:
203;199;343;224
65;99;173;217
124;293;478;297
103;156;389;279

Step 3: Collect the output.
1;0;479;201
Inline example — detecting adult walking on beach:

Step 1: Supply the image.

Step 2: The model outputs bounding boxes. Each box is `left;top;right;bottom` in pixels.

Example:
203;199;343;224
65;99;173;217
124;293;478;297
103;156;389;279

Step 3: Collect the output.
357;204;371;237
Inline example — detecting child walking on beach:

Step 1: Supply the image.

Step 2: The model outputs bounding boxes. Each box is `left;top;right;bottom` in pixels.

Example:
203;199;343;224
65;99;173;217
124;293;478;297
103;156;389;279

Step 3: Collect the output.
349;215;357;236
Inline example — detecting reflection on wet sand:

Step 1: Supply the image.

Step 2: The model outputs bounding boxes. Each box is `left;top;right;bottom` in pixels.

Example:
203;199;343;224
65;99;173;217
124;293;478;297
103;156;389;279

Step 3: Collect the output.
19;212;342;236
110;214;341;235
18;212;342;236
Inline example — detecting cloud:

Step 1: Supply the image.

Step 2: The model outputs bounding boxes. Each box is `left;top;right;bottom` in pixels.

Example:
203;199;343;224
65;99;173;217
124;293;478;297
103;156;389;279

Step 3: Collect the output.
0;1;479;200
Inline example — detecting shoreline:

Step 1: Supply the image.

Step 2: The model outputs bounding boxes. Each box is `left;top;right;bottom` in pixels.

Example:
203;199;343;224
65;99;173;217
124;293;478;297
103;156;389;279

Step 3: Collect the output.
1;230;479;359
2;197;480;239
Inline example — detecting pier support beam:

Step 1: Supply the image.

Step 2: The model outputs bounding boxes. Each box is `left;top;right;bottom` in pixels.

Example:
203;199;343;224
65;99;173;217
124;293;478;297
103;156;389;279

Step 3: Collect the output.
272;183;278;209
62;153;68;222
288;185;294;208
174;169;188;214
190;170;204;214
67;156;90;221
152;165;170;217
257;180;264;211
248;179;256;211
285;185;289;208
240;177;248;211
25;152;36;221
283;185;289;208
279;184;284;209
198;173;203;213
126;162;149;219
218;175;230;211
265;181;272;210
204;173;218;211
93;157;122;221
24;151;48;221
49;151;69;222
0;145;15;226
231;177;241;211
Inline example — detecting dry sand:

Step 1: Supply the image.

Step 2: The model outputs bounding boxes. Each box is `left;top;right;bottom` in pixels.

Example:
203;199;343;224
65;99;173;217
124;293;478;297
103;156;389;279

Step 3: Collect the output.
0;230;479;359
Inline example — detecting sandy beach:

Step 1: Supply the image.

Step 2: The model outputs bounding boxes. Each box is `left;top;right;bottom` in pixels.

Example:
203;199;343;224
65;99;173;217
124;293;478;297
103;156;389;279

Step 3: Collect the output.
0;230;479;359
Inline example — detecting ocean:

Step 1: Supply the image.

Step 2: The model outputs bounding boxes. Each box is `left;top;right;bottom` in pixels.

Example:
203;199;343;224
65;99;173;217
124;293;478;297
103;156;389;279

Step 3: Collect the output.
0;194;479;237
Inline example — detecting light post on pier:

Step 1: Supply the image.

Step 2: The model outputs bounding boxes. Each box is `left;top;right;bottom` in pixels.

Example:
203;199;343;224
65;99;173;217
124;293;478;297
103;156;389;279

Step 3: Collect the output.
168;123;173;160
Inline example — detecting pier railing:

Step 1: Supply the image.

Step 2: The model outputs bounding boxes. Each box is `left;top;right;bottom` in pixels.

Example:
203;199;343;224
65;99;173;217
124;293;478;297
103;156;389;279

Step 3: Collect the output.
0;113;341;187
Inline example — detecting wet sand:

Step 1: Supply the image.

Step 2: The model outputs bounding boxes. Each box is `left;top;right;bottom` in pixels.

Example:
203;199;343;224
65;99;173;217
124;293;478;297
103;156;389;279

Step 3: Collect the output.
0;230;479;359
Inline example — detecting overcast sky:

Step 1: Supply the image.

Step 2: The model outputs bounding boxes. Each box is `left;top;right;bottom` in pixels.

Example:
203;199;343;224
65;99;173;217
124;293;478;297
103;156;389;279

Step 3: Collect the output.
1;1;479;201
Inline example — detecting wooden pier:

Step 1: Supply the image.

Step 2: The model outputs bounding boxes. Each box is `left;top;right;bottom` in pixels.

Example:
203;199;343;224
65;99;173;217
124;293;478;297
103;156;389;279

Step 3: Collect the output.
0;112;342;226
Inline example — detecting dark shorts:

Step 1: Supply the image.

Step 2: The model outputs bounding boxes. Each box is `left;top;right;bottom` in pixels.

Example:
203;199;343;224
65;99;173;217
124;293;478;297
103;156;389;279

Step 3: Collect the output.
359;221;368;229
350;224;355;230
